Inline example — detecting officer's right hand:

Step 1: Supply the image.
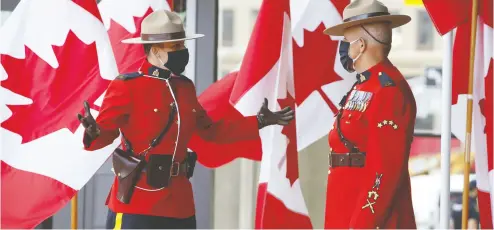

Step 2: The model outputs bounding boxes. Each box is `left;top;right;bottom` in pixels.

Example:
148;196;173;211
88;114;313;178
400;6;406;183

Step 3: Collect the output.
77;101;100;139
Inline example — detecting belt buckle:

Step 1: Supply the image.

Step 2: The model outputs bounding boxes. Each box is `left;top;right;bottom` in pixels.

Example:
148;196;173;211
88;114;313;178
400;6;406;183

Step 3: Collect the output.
170;162;180;177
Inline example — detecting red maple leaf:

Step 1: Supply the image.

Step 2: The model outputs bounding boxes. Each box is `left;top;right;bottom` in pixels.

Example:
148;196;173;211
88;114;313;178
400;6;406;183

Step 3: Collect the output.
1;31;110;143
107;7;154;74
478;60;493;171
277;94;299;186
73;0;102;20
331;0;349;16
292;23;342;113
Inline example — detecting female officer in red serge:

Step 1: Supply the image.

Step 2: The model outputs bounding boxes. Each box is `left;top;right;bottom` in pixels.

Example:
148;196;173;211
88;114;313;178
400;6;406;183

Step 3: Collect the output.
323;0;417;229
77;10;294;229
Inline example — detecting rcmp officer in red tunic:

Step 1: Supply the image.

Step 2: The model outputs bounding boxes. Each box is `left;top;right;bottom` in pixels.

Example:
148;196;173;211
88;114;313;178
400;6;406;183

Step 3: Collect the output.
77;10;294;229
323;0;417;229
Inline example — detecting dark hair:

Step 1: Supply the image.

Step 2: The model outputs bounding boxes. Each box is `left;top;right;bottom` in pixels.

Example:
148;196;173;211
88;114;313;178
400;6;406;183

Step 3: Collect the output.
143;44;153;56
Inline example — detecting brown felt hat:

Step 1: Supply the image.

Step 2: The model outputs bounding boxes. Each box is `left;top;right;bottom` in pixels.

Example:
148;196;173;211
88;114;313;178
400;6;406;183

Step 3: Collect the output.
122;10;204;44
323;0;411;36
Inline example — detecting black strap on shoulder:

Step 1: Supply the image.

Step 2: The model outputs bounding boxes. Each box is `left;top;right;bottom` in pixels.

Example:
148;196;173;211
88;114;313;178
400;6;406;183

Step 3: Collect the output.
150;102;176;148
336;81;360;153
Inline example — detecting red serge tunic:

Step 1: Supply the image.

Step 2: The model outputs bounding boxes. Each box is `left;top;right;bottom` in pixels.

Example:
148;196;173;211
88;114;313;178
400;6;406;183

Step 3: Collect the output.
325;60;417;229
83;60;259;218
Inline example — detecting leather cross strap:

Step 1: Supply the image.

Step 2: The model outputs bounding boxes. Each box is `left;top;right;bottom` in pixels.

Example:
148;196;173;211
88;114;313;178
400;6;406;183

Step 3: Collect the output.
336;81;360;153
329;152;366;168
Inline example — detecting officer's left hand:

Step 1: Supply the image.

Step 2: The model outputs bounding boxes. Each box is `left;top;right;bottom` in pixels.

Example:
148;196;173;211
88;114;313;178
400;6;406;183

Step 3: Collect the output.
257;98;295;129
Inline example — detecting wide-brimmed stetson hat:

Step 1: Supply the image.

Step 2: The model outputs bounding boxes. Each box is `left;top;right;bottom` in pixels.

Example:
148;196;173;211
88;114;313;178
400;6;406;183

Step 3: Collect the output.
323;0;411;36
122;10;204;44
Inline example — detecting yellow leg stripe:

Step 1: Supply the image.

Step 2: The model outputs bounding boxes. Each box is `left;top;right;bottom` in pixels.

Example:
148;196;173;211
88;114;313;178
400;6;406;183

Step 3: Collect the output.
114;213;123;230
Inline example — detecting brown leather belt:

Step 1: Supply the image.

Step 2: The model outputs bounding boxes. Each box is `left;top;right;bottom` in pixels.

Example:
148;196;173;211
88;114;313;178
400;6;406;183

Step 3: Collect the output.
142;161;188;177
329;150;366;168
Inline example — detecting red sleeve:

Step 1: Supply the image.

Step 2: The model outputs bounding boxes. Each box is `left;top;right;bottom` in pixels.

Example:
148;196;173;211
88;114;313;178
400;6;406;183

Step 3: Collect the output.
186;82;260;144
83;79;131;150
349;86;413;229
194;102;260;144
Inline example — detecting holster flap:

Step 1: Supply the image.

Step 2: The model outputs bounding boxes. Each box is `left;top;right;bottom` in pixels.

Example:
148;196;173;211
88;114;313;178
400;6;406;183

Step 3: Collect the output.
112;148;143;179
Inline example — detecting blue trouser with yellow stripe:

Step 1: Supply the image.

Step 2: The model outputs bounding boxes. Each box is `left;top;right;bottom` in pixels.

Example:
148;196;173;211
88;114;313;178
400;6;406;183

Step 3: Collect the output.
106;209;196;229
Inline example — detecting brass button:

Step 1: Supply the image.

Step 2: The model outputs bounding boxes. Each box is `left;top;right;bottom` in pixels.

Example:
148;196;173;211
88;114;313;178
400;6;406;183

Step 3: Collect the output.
192;109;196;112
117;173;121;177
154;108;158;112
158;166;163;170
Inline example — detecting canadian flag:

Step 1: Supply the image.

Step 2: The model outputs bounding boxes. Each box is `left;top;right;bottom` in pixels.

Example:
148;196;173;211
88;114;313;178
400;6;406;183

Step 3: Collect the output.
424;0;493;228
195;0;350;228
98;0;172;74
0;0;120;228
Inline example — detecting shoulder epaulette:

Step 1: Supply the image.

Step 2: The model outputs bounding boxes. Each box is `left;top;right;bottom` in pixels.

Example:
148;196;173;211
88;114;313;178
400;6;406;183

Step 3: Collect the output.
116;72;143;80
378;71;395;87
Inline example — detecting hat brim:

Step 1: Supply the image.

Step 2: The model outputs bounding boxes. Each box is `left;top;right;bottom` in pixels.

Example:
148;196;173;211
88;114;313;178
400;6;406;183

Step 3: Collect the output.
323;15;411;36
121;33;205;44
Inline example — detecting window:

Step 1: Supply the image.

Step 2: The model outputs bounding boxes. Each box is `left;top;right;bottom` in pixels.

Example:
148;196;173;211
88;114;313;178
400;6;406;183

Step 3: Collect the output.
222;9;234;47
251;9;259;25
1;0;20;11
415;114;434;130
417;10;434;50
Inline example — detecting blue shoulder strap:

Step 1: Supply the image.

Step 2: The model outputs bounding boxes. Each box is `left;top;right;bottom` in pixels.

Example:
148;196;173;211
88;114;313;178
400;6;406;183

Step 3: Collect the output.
116;72;143;80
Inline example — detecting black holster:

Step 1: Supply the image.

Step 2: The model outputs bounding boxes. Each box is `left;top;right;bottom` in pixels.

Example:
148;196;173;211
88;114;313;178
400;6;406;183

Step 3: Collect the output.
185;151;197;179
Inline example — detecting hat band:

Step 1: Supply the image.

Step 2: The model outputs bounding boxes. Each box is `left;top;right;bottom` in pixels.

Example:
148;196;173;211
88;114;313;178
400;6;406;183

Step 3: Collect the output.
141;31;186;41
343;12;390;23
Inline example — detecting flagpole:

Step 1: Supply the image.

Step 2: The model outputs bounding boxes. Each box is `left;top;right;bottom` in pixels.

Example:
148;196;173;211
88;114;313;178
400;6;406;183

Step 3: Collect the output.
461;0;478;228
439;30;453;229
71;194;78;229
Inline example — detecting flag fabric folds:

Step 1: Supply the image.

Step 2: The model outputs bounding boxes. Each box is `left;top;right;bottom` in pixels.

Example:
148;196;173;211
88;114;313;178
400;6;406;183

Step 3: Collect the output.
424;0;493;228
0;0;122;228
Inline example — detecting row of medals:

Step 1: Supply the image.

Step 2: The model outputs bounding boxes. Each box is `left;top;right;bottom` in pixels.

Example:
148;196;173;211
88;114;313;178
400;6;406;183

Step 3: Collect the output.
343;90;373;112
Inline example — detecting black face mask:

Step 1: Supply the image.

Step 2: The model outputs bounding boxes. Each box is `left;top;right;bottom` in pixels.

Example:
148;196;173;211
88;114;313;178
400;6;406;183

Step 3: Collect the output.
339;41;355;73
164;48;189;75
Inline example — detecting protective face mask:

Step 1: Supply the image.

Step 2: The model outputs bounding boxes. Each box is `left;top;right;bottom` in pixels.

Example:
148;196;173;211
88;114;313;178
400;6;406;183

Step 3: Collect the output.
157;48;190;75
338;38;363;73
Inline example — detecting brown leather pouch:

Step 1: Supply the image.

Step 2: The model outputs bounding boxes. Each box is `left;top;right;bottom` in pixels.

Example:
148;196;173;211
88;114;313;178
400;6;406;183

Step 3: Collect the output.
112;147;146;204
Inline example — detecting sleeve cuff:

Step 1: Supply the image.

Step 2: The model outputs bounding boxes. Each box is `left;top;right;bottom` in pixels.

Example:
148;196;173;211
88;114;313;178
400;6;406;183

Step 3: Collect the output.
246;115;261;136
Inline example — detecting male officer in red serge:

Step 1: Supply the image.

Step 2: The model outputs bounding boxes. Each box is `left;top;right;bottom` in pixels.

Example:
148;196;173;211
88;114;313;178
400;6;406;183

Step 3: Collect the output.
77;10;294;229
323;0;417;229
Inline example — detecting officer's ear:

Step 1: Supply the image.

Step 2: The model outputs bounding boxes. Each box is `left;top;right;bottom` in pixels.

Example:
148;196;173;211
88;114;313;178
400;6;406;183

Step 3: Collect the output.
358;38;367;53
